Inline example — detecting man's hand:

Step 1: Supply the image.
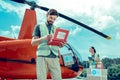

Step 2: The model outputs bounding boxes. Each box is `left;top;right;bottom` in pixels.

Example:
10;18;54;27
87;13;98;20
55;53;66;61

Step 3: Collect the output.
59;41;66;48
46;34;52;41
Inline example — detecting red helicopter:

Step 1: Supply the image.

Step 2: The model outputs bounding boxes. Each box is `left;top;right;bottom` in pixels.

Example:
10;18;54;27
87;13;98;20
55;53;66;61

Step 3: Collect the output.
0;0;111;80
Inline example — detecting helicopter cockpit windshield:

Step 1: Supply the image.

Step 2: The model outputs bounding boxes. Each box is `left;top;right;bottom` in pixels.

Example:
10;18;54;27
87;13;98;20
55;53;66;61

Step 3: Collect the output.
60;43;83;72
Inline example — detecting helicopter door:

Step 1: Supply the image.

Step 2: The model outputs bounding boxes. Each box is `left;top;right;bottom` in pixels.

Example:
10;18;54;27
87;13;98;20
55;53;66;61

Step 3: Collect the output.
61;53;74;66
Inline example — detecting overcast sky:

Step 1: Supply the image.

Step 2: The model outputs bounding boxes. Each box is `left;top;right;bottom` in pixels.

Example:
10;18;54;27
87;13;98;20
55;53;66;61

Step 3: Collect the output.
0;0;120;60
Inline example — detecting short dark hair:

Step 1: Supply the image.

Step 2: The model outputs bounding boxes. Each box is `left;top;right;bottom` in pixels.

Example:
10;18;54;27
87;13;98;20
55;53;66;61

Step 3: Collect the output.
47;9;59;16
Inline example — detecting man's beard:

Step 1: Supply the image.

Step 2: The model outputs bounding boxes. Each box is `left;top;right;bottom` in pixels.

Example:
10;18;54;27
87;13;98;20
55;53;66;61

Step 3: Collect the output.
47;20;53;25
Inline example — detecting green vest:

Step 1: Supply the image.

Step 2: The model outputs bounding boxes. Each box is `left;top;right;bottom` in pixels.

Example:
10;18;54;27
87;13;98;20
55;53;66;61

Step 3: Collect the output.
36;22;59;56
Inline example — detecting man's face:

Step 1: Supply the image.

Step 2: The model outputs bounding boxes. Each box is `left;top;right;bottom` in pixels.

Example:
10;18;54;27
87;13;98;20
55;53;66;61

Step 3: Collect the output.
46;14;58;25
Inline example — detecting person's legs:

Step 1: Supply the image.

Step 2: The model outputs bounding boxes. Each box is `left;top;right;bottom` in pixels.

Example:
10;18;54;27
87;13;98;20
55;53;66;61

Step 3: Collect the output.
46;58;62;80
36;57;48;80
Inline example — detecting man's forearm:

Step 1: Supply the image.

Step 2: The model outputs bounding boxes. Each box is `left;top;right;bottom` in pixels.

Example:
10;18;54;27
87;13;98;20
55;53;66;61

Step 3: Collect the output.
31;36;47;46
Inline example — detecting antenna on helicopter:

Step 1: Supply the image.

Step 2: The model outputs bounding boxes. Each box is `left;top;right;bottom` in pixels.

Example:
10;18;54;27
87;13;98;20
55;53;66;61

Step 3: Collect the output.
11;0;111;40
10;27;17;39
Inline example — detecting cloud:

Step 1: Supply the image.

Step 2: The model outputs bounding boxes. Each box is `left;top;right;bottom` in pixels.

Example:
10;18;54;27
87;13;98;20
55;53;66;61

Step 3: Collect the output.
37;0;112;13
1;0;116;32
11;25;20;32
91;15;116;30
36;0;120;32
55;18;66;26
0;0;29;19
116;32;120;40
0;25;20;39
0;30;12;38
10;25;20;38
69;26;82;36
101;56;108;59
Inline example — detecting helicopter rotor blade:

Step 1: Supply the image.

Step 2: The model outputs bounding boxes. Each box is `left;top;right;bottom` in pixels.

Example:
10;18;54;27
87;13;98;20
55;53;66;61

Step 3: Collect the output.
10;0;111;40
11;0;26;4
36;6;111;40
58;13;111;40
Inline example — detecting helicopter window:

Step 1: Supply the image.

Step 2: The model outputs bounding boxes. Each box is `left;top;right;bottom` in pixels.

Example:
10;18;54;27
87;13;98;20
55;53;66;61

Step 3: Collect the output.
60;44;82;66
61;53;74;66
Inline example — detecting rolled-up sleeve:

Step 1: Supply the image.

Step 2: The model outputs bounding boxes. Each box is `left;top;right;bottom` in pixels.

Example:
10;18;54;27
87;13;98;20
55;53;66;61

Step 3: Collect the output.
32;25;41;38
